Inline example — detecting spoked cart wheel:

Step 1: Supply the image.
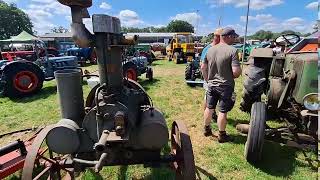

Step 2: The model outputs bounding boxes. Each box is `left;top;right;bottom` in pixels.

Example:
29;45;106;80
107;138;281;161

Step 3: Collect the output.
22;126;74;180
170;120;196;180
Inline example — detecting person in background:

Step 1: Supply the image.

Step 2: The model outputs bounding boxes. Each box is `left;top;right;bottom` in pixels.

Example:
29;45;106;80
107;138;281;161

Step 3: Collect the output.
200;28;223;136
201;27;242;143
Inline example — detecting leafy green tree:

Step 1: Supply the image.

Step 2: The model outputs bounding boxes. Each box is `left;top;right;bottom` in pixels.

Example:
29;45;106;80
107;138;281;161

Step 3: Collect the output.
167;20;194;33
51;26;69;33
249;30;273;40
0;1;33;39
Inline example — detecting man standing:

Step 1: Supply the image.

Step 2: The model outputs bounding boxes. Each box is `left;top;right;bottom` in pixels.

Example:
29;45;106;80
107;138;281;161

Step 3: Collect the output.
201;27;242;143
201;28;223;136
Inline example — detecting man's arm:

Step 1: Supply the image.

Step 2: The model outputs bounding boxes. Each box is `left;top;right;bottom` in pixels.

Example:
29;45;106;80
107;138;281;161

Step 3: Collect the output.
232;66;241;78
232;50;242;78
201;61;208;82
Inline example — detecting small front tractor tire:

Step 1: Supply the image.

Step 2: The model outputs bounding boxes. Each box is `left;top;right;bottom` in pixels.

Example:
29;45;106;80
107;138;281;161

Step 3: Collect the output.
2;62;44;98
146;67;153;81
244;102;266;163
123;62;138;81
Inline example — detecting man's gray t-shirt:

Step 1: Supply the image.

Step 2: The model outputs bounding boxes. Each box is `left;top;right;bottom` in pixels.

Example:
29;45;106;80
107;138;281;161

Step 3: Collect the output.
204;43;240;88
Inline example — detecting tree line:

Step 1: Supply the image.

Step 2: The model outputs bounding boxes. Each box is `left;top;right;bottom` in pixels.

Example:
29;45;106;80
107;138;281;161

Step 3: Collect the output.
121;20;194;33
0;0;316;41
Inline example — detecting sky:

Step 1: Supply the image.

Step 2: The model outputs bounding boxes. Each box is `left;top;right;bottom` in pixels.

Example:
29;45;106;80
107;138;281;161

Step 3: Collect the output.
3;0;319;35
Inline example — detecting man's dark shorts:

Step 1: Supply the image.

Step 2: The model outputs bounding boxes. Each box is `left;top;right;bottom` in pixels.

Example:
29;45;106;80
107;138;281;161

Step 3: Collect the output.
206;85;235;113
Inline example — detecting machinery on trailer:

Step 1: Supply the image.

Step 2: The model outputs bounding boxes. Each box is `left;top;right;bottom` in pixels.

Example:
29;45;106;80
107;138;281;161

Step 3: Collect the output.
22;1;196;180
166;32;195;64
238;34;318;163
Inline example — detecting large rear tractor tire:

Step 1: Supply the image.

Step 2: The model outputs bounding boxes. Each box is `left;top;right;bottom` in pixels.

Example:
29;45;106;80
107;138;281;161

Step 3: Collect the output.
240;65;267;112
244;102;266;164
3;63;44;98
185;63;192;80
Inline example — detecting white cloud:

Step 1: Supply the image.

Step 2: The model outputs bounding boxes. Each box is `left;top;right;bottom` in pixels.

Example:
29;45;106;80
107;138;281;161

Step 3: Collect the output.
305;1;318;10
254;16;310;33
170;12;201;26
240;14;274;23
208;0;283;10
99;2;112;10
119;10;144;27
22;0;71;34
3;0;19;3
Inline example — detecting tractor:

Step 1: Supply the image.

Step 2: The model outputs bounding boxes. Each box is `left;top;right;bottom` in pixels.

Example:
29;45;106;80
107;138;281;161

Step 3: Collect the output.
185;54;204;86
237;33;318;163
21;1;196;180
1;31;59;62
0;38;78;98
67;46;97;66
166;32;195;64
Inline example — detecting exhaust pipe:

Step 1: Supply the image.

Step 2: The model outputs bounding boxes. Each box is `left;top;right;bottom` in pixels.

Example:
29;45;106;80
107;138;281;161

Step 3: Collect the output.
54;69;85;126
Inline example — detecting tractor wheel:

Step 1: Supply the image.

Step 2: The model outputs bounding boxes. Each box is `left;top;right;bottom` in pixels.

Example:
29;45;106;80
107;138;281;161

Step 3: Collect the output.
240;65;266;112
244;102;266;164
22;126;75;180
170;120;196;180
174;52;180;64
185;63;192;80
123;62;138;81
146;67;153;81
3;63;44;98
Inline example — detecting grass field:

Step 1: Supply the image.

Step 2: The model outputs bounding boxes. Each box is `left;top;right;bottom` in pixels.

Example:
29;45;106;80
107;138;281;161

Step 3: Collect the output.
1;60;317;180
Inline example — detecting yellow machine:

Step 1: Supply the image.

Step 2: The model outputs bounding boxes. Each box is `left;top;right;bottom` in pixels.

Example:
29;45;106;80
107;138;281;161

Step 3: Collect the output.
166;32;195;63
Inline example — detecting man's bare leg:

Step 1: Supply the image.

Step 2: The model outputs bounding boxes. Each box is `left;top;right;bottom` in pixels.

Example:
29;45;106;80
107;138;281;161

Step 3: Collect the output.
217;112;227;131
203;99;217;121
203;107;214;136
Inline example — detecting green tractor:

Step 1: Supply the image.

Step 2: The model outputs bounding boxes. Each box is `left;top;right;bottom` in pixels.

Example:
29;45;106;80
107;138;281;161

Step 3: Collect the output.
238;34;318;163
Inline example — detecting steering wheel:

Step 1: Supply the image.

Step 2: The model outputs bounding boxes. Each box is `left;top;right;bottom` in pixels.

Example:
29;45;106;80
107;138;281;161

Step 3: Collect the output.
275;34;300;47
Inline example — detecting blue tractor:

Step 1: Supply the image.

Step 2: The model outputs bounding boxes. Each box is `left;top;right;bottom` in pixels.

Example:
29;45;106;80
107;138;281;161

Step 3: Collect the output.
66;47;97;66
0;38;78;98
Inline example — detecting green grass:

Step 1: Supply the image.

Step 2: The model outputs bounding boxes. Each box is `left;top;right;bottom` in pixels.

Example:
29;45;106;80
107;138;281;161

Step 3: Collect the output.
1;60;317;179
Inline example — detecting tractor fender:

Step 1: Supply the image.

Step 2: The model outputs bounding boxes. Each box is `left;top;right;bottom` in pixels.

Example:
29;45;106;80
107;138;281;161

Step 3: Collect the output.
2;60;39;72
1;61;45;80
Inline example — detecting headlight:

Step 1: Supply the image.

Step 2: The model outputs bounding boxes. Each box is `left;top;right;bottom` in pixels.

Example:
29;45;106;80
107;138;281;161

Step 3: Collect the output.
303;93;320;111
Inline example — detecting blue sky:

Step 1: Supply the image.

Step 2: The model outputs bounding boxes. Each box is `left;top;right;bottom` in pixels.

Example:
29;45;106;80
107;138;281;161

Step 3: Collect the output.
4;0;319;35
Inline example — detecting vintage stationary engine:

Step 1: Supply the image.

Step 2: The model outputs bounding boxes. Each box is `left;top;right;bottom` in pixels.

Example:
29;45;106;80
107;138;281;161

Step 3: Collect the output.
22;0;196;179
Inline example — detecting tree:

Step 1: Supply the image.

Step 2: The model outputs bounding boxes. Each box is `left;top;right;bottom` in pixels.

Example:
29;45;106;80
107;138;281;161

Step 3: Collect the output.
121;26;168;33
167;20;194;33
51;26;69;33
249;30;273;40
201;32;214;43
0;1;33;39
